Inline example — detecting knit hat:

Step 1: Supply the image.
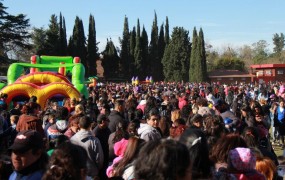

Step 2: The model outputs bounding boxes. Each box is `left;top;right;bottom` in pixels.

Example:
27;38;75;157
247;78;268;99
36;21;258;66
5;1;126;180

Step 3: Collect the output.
228;147;256;171
56;120;68;132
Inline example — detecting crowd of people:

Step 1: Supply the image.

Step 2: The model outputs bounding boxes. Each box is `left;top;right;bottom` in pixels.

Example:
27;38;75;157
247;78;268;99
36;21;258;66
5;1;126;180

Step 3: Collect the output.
1;81;285;179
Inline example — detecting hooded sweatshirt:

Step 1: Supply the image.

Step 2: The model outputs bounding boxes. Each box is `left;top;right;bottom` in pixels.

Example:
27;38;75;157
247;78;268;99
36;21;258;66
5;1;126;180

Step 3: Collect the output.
138;123;161;141
16;114;44;137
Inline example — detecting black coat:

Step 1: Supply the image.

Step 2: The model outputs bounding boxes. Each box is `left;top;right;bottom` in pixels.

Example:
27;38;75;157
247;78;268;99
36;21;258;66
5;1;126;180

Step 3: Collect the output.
108;110;125;133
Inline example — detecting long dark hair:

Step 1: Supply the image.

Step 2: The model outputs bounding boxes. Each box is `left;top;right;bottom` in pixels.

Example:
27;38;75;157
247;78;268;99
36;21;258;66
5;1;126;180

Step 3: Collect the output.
113;137;145;176
42;142;87;180
179;128;212;179
209;133;247;164
134;139;190;180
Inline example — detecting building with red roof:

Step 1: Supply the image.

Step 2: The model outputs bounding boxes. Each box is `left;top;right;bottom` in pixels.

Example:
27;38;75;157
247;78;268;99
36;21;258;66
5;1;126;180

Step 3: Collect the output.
250;64;285;83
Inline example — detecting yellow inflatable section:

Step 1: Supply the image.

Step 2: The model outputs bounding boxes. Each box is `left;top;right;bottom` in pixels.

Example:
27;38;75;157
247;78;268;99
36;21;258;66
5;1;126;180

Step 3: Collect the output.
1;72;80;108
16;72;70;85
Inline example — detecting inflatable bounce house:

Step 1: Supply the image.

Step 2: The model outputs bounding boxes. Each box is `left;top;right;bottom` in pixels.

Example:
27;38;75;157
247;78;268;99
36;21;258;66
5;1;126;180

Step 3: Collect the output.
0;55;88;108
131;76;153;85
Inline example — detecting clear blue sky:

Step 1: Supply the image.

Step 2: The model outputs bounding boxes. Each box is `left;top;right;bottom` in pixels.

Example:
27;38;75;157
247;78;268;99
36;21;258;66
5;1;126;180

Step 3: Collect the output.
4;0;285;52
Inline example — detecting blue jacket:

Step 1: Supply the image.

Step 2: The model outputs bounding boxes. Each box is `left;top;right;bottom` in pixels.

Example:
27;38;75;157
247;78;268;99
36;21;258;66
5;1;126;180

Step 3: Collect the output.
9;170;43;180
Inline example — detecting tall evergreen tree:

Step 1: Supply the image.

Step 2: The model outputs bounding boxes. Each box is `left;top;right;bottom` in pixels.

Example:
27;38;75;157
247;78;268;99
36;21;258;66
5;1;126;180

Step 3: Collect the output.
149;12;160;81
189;27;199;82
157;23;165;80
165;16;170;45
59;12;67;55
162;27;190;82
46;14;60;55
63;17;68;54
129;26;136;77
134;19;143;78
102;38;120;79
69;16;87;74
199;28;208;81
67;36;74;56
141;26;149;78
86;14;97;77
120;16;130;79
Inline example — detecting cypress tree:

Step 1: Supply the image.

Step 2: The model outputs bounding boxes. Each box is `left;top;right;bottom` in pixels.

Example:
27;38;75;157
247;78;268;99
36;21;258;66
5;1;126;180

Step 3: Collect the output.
141;26;149;78
63;17;68;55
59;12;67;55
134;19;143;78
70;16;87;74
67;36;74;56
46;14;60;55
196;36;203;82
165;16;170;45
86;14;97;77
189;27;199;82
149;12;159;81
129;26;136;78
102;38;120;79
162;27;190;82
157;23;165;80
120;16;130;79
199;28;208;81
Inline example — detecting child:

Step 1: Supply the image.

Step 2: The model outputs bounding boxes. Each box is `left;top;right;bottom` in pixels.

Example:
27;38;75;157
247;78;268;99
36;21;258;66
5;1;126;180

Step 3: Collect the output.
44;114;56;136
0;115;19;148
274;99;285;148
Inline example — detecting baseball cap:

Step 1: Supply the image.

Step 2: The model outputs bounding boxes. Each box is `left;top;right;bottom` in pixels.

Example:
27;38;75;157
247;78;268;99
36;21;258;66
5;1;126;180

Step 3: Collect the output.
9;130;44;152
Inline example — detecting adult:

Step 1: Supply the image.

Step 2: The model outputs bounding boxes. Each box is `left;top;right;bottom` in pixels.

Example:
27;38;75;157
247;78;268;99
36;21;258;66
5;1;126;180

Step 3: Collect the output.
108;99;125;133
112;137;145;179
64;117;80;139
196;98;215;117
215;100;239;132
179;128;213;179
134;139;191;180
273;99;285;148
209;133;247;174
242;126;278;165
138;108;162;141
108;121;129;163
16;103;44;137
187;114;203;129
8;130;48;180
70;116;104;178
42;141;88;180
92;114;111;179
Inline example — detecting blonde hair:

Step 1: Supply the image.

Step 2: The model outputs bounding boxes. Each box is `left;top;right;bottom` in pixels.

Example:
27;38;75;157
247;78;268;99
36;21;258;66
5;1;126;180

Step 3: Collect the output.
75;104;84;115
171;109;181;122
10;115;19;124
259;98;267;105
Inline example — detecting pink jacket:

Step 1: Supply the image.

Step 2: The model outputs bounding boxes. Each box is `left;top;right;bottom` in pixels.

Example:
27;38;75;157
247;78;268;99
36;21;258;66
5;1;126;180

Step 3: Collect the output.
106;138;129;177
